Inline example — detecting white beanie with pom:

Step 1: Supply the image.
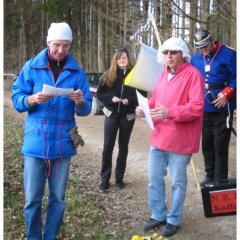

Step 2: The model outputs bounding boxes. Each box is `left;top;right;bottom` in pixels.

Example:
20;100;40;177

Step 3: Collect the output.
157;37;191;64
47;22;72;42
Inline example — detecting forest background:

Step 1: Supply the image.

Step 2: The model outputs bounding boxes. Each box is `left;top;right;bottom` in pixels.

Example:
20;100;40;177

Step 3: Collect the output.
4;0;236;74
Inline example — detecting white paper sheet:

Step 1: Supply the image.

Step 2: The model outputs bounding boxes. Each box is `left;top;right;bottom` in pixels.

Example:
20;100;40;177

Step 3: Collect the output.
136;90;154;130
42;84;73;96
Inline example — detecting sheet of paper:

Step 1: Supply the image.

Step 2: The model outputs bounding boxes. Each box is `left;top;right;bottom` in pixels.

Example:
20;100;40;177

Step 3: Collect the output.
42;84;73;96
136;90;154;130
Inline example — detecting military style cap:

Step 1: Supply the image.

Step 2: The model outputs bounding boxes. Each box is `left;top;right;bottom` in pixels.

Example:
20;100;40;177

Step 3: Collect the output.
194;29;211;49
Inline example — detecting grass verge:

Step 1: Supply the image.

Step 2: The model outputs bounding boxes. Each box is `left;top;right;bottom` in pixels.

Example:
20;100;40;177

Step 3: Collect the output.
4;115;129;240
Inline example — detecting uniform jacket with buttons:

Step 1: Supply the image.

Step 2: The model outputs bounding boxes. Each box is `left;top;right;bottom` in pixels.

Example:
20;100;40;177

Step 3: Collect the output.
191;42;236;113
12;48;92;160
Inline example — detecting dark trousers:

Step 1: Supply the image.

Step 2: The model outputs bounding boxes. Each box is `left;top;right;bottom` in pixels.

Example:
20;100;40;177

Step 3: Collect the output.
100;115;135;183
201;112;233;181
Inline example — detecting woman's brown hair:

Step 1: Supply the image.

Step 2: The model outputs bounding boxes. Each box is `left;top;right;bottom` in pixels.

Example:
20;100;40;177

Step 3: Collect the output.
100;48;134;87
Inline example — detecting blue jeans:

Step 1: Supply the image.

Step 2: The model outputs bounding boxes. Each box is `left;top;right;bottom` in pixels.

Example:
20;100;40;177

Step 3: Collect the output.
24;155;71;240
148;146;191;226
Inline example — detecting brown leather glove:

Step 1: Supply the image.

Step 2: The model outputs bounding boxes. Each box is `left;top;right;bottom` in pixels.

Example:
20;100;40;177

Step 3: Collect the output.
68;126;84;148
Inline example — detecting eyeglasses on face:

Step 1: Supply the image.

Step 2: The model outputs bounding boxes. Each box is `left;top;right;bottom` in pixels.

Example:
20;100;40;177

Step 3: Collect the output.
162;50;180;55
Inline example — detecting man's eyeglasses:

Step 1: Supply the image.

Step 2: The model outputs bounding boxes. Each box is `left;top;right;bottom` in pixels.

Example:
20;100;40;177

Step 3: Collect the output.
52;43;70;50
162;50;180;55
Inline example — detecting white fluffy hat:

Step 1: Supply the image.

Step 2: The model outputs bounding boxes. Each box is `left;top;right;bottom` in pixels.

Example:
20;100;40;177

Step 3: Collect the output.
158;37;191;64
47;22;72;42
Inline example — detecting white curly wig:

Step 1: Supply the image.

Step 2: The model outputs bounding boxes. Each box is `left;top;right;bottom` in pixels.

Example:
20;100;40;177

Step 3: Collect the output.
157;37;191;64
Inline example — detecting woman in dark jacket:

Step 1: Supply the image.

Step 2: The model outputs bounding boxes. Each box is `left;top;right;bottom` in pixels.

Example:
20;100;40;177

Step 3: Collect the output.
97;48;147;191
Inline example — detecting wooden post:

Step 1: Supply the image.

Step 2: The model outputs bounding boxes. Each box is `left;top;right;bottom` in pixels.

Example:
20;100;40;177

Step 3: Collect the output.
150;13;162;47
191;158;201;192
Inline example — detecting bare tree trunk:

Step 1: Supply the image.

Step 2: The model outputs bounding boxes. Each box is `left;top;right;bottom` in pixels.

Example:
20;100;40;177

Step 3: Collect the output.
201;0;210;28
230;0;236;49
104;0;110;69
142;0;148;44
161;0;173;39
180;0;185;39
42;0;46;50
153;0;161;49
88;4;93;71
189;0;198;53
98;2;105;72
20;1;27;68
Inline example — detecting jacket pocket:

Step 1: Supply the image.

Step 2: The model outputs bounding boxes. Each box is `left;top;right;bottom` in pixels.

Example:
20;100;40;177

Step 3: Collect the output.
24;127;40;136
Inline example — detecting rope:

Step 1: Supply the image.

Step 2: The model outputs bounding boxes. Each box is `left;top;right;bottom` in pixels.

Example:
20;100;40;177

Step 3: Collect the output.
130;17;152;40
130;14;162;47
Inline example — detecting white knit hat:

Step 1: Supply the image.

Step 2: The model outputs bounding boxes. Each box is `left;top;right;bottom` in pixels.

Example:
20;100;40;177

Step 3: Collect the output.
46;22;73;42
157;37;191;64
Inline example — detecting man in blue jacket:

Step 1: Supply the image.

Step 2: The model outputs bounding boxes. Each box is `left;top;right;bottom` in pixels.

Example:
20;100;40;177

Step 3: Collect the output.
12;22;92;239
191;29;236;185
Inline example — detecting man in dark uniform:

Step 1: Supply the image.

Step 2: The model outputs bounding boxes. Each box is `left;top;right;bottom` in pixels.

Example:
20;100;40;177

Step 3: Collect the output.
191;29;236;185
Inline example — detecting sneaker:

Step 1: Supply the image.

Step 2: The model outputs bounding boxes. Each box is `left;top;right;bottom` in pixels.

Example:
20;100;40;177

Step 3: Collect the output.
161;223;178;237
99;182;109;191
142;218;166;231
200;177;214;186
115;180;124;189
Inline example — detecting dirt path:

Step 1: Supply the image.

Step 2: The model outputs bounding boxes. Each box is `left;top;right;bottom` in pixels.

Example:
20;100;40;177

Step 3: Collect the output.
4;77;236;240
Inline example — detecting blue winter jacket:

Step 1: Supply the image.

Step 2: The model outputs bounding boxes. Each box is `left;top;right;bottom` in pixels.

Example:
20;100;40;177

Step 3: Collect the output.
12;48;92;160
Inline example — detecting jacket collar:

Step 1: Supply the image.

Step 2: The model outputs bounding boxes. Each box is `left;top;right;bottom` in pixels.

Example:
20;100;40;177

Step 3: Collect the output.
210;41;221;54
30;48;79;70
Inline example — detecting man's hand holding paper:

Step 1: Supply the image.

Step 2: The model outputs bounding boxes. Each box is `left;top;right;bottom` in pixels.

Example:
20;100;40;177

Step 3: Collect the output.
149;103;168;119
27;92;54;107
136;90;154;130
69;89;84;107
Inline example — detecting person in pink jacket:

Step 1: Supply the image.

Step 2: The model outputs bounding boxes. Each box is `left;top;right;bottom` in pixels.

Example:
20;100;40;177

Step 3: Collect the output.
136;37;204;237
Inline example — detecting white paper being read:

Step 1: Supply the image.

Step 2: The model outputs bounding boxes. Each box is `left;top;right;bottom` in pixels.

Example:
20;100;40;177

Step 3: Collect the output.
136;90;154;130
42;84;73;96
